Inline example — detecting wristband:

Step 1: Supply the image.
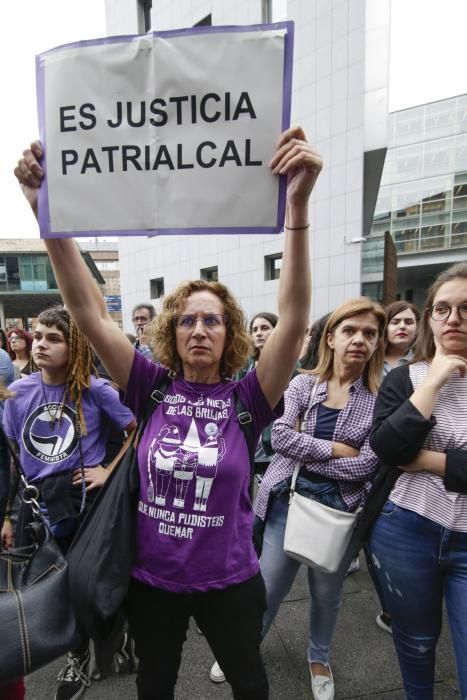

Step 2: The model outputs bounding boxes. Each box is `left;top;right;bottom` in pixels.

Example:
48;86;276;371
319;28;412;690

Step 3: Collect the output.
285;224;309;230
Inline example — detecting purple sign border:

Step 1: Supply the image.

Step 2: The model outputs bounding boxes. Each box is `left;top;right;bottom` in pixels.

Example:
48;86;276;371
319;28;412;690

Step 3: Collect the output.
36;21;294;239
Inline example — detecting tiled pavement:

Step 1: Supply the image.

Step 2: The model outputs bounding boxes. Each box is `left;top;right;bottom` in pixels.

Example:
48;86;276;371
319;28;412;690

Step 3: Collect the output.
26;555;460;699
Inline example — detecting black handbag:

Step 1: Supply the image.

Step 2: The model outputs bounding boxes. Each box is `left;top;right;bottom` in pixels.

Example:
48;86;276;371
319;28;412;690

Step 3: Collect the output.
0;427;79;682
66;376;170;648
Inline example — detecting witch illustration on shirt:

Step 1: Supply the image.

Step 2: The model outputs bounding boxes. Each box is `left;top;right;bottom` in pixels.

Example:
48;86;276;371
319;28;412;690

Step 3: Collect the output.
147;418;225;511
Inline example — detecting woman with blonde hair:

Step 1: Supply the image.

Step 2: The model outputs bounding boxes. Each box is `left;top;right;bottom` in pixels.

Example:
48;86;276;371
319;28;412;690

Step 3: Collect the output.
255;297;385;700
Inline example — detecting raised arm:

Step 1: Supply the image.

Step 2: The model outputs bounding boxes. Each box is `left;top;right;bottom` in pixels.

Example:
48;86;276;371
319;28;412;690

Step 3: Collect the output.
14;142;134;391
256;126;322;408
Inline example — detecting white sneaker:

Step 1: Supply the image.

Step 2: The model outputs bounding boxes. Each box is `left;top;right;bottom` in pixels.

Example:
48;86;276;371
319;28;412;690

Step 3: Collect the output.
209;660;226;683
376;612;392;634
310;664;334;700
346;556;360;576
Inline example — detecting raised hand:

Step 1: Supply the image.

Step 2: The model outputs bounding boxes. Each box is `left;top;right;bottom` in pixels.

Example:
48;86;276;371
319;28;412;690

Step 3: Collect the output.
269;126;323;208
14;141;44;218
426;338;467;389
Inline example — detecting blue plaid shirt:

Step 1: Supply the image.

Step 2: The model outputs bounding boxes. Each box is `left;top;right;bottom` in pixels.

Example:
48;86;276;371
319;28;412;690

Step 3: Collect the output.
254;373;379;518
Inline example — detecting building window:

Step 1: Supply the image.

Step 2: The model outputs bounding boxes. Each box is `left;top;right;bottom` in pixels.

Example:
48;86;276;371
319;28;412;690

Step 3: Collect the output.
264;253;282;281
200;266;218;282
150;277;164;299
95;260;119;271
18;254;56;292
362;281;384;302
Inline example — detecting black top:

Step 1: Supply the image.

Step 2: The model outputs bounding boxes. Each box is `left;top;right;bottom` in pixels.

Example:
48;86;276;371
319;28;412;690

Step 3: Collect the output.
315;403;341;441
370;364;467;493
341;364;467;568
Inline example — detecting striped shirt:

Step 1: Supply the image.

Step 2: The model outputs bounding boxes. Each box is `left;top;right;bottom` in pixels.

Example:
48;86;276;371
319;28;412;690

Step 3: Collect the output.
254;373;379;519
390;361;467;532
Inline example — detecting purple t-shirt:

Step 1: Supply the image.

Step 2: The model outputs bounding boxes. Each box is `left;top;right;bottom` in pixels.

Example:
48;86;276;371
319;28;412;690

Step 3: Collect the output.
3;373;134;482
123;350;282;593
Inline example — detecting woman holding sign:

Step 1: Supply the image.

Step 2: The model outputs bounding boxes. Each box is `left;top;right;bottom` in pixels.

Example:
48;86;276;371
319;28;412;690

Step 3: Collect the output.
14;126;322;700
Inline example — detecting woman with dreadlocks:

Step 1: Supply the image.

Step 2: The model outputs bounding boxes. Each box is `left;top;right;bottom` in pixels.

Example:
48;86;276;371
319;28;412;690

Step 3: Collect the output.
1;304;135;700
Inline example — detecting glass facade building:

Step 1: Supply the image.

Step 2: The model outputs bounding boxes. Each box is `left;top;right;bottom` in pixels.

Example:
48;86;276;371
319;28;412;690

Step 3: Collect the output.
0;254;58;293
362;94;467;301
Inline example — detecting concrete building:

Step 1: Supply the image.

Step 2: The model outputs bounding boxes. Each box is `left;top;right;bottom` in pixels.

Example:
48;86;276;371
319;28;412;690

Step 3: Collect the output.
103;0;391;331
104;2;467;324
0;239;104;329
80;241;123;327
0;237;122;331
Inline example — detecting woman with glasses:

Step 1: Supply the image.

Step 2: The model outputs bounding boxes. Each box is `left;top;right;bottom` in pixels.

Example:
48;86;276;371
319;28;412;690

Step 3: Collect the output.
14;126;322;700
7;327;33;378
368;261;467;699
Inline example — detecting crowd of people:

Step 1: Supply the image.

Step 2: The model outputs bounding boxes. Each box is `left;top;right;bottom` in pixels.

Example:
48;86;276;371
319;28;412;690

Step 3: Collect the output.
0;125;465;700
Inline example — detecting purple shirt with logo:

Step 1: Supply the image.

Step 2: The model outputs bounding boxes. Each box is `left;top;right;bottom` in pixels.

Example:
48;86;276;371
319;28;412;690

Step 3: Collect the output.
3;373;134;482
123;350;282;593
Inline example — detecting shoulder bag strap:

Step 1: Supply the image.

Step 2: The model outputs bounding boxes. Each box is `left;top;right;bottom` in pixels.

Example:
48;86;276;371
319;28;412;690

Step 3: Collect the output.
290;379;319;494
234;392;256;500
0;423;41;516
137;374;171;441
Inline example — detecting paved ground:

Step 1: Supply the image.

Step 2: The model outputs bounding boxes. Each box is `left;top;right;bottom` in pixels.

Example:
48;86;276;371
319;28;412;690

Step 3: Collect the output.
26;555;460;699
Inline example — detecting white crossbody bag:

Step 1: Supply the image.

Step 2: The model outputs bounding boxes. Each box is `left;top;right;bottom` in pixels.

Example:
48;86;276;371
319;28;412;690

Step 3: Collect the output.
283;381;359;574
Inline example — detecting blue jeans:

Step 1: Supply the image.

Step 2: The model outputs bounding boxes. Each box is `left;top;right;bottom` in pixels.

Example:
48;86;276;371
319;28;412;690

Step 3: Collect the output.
368;500;467;699
260;489;348;665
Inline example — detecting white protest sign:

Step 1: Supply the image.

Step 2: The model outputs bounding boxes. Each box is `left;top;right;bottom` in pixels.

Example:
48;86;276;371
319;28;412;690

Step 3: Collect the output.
36;23;294;238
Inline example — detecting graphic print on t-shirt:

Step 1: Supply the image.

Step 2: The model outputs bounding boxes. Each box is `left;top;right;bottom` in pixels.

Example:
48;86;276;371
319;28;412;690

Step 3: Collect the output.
146;417;225;512
23;403;79;463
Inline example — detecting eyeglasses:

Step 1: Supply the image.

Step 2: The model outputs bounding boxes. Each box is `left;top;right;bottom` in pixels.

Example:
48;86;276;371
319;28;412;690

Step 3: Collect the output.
174;314;227;330
9;336;23;342
427;303;467;321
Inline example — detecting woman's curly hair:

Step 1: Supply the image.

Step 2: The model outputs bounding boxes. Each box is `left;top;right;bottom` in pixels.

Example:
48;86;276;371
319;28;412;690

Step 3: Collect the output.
151;280;251;377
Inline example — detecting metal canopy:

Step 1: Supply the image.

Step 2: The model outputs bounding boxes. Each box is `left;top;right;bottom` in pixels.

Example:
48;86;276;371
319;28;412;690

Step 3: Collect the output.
0;291;63;320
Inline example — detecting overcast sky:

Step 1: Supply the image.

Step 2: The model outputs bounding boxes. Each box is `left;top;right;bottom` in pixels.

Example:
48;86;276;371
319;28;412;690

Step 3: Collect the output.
0;0;466;239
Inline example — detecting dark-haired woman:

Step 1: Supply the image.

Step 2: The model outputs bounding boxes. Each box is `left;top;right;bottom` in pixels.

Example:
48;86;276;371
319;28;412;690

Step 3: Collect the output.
368;262;467;699
7;327;33;378
299;313;332;370
1;306;136;699
237;313;279;477
383;301;419;377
